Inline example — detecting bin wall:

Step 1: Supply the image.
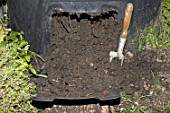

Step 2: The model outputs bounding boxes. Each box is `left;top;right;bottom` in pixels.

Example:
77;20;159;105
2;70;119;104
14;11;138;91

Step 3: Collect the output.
8;0;162;54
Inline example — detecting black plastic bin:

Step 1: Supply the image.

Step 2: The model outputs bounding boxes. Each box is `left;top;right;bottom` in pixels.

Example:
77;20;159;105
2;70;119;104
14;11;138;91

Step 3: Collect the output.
8;0;162;105
8;0;162;54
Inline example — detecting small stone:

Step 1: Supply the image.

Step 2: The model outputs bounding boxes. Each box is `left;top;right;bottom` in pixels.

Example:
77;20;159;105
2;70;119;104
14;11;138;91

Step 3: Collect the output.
90;63;94;67
127;52;134;58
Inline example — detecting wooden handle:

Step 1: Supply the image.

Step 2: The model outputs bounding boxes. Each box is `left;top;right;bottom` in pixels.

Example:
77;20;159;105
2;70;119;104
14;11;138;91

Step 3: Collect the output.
120;3;134;38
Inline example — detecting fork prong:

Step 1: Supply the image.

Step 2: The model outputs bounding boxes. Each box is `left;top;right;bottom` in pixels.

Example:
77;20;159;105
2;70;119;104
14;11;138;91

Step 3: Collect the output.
109;51;118;62
120;58;124;66
118;54;124;66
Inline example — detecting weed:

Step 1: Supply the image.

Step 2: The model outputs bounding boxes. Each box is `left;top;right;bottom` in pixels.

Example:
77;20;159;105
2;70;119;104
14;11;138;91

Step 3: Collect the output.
162;0;170;25
139;23;170;50
139;0;170;50
0;1;47;112
0;30;38;112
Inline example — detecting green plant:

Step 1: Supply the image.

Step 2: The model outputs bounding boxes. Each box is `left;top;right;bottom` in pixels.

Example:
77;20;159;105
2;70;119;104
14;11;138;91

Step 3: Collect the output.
139;0;170;50
0;20;9;42
162;0;170;25
139;23;170;50
0;1;47;112
0;0;8;26
115;92;151;113
0;30;38;112
161;104;170;113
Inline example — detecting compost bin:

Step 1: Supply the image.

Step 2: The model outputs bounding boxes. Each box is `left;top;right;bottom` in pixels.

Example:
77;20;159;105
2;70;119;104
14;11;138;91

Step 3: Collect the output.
8;0;162;54
8;0;162;108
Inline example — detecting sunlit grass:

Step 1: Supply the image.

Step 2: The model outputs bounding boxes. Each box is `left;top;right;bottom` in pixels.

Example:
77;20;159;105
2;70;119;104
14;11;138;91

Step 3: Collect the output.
139;23;170;50
139;0;170;50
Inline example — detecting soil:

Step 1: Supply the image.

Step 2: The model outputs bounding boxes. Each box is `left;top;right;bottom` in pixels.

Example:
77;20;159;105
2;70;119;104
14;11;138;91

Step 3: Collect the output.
32;12;121;99
41;50;170;113
31;12;170;112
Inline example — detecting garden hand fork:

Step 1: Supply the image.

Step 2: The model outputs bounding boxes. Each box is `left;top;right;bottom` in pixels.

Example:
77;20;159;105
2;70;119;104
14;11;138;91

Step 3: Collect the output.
109;3;134;65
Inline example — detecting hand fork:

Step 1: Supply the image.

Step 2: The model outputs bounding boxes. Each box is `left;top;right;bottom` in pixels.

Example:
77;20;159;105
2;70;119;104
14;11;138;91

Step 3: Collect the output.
109;3;134;65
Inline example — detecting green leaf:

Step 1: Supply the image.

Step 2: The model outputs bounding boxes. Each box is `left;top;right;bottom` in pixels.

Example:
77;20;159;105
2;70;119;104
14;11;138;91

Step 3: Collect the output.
37;74;48;78
18;41;28;49
24;45;30;51
29;64;37;75
0;29;6;43
25;55;31;62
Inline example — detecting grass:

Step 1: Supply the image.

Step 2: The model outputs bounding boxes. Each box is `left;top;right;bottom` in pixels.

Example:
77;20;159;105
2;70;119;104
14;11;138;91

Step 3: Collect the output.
139;23;170;50
139;0;170;50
